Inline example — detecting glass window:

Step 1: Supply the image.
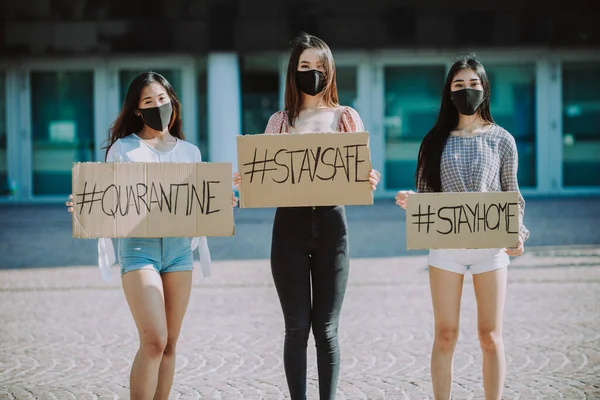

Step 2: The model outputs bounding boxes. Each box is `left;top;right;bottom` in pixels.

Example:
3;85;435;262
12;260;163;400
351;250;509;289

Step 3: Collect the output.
0;72;7;195
384;66;446;189
118;69;182;106
562;62;600;187
31;71;94;196
487;64;537;187
197;62;209;160
240;55;280;135
337;66;358;110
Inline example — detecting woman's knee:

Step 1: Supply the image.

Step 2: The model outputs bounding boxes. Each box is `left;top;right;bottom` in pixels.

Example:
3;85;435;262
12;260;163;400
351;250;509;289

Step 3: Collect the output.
313;321;339;346
285;324;311;343
434;325;459;353
163;335;180;356
139;331;168;357
478;327;503;354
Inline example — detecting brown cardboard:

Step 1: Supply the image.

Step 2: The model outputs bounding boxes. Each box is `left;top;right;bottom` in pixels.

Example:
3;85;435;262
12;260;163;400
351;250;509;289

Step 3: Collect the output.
237;132;373;208
406;191;520;250
72;162;234;238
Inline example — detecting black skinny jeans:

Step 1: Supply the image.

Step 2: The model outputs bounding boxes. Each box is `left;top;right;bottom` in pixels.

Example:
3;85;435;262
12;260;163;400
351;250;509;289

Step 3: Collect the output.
270;205;350;400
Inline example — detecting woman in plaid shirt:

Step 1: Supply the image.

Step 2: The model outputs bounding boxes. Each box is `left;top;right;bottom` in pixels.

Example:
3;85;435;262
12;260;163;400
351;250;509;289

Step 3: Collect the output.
396;55;529;400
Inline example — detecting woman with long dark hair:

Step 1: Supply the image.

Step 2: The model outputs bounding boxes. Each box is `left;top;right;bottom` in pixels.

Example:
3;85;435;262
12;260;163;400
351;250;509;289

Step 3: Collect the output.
235;32;380;399
66;72;236;399
395;55;529;400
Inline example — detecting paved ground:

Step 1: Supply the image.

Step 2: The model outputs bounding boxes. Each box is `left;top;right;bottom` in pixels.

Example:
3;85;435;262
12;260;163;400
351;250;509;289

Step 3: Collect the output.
0;248;599;399
0;197;599;399
1;196;600;269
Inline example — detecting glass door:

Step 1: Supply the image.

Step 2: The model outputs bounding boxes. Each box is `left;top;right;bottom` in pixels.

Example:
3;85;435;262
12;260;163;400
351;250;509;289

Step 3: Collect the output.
487;64;537;188
240;54;280;136
0;72;8;196
375;53;540;194
383;65;446;190
562;61;600;188
30;71;95;196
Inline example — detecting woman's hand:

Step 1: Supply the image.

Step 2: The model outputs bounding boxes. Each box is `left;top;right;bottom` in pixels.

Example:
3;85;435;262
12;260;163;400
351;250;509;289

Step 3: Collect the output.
369;169;381;191
65;194;74;214
233;172;242;190
394;190;415;210
505;238;524;257
232;172;242;207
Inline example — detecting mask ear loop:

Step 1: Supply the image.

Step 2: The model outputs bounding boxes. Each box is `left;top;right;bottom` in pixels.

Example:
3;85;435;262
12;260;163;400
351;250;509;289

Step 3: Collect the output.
167;106;175;131
316;70;328;103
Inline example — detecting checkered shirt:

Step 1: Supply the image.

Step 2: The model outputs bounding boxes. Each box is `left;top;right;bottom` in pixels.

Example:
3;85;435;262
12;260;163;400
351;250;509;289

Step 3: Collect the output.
417;124;530;242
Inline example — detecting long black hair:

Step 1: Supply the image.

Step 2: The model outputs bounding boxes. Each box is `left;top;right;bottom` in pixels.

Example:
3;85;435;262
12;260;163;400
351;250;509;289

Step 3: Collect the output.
104;72;184;160
415;54;494;192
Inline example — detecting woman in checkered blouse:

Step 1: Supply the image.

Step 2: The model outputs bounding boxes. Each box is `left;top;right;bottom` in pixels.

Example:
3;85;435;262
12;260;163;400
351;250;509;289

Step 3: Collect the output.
395;54;529;400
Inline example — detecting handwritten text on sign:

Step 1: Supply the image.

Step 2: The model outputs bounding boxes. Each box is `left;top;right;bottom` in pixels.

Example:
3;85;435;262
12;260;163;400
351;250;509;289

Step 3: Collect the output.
72;162;234;238
75;180;221;218
406;192;519;250
237;132;373;208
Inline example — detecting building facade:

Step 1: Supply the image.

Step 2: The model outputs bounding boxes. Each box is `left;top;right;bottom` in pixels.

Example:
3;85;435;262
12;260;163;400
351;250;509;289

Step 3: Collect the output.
1;0;599;202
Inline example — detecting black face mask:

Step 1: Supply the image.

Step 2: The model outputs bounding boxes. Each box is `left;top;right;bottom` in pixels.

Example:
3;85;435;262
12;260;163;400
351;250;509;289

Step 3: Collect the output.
296;69;327;96
138;102;173;131
450;88;484;116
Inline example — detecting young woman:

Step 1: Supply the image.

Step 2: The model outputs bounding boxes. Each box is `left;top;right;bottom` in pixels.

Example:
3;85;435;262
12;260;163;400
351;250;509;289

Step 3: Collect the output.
395;55;529;400
235;32;380;400
66;72;236;400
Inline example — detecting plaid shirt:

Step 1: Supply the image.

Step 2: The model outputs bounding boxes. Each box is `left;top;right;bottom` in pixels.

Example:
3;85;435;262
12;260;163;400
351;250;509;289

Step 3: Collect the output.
418;125;530;242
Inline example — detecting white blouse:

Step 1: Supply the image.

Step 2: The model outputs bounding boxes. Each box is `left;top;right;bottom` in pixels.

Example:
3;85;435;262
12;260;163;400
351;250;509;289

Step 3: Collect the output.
97;133;212;281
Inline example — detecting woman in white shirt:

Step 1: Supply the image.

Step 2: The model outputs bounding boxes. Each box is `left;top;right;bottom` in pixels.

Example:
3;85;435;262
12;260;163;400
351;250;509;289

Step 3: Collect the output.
67;72;236;400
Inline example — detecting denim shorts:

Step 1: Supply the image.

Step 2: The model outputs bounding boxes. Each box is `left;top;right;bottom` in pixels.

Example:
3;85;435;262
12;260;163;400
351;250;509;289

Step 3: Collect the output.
118;237;194;275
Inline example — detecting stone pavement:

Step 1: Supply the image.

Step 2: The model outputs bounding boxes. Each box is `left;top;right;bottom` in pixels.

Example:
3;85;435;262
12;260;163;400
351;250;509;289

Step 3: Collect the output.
1;247;599;399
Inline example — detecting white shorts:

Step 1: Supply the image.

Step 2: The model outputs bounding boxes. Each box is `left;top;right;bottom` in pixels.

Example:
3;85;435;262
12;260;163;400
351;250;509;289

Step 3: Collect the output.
428;248;510;275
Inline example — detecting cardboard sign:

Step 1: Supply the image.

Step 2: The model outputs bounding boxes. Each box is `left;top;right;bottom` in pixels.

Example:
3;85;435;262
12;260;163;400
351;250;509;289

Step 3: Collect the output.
406;192;520;250
237;132;373;208
72;162;234;238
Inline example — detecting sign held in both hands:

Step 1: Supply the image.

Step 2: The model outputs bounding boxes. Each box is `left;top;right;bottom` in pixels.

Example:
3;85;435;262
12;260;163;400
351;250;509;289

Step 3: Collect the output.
406;191;520;250
237;132;374;208
71;162;235;238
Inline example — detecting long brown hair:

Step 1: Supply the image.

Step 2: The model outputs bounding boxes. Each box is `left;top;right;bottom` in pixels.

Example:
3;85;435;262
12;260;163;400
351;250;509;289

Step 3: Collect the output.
284;32;339;126
416;54;494;192
104;72;184;159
